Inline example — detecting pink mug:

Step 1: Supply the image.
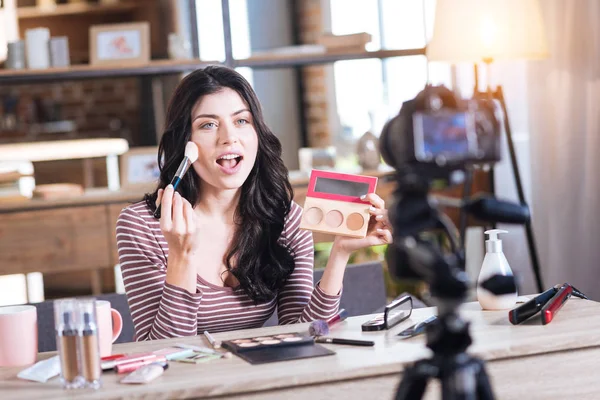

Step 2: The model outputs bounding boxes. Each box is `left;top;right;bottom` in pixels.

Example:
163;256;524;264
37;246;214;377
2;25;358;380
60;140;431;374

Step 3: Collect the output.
95;300;123;358
0;305;38;367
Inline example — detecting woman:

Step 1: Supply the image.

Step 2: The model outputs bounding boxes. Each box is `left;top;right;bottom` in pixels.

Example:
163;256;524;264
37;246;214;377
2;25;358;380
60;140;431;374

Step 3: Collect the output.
116;66;392;341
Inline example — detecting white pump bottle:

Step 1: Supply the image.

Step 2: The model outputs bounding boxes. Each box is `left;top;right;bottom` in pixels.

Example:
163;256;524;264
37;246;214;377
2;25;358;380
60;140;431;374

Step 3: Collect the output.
477;229;517;310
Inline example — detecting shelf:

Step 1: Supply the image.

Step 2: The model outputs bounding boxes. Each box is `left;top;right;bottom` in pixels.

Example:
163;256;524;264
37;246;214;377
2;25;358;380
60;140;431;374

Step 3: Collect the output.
0;59;218;84
235;48;426;68
0;48;426;84
17;2;140;19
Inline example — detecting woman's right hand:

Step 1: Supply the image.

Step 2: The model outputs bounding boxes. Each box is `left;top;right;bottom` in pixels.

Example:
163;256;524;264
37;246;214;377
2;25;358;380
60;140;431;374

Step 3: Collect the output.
156;184;199;259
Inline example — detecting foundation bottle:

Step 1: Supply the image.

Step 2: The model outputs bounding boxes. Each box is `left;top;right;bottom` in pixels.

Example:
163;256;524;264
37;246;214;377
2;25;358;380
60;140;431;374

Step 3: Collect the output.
54;299;81;389
77;300;102;389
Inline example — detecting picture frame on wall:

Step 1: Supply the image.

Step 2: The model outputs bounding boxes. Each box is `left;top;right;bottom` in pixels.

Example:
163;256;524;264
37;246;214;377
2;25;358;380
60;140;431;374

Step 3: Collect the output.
120;146;161;191
89;22;150;66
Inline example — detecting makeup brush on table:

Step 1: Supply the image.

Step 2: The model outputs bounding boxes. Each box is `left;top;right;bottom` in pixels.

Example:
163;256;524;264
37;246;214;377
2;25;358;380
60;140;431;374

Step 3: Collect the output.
153;142;199;219
308;309;348;337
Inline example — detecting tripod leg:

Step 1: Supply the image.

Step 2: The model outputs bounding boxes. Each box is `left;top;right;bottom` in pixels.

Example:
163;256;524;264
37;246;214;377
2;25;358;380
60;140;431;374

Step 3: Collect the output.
474;359;495;400
496;86;544;292
395;362;430;400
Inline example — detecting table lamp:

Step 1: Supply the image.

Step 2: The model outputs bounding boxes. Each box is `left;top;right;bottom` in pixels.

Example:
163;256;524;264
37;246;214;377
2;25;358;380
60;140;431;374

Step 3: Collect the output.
426;0;549;292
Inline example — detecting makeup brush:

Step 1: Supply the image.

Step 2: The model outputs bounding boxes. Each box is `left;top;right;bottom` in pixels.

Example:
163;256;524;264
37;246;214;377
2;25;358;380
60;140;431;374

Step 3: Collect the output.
153;142;199;219
308;320;329;337
308;309;349;337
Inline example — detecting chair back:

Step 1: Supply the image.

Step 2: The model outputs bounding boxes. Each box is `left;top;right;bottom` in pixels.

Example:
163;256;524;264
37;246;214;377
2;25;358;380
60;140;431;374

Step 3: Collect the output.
263;260;387;327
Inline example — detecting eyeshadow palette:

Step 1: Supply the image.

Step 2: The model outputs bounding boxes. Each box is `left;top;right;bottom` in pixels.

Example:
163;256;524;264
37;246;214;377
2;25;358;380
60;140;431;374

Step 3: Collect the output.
222;333;314;353
299;170;378;238
222;333;335;365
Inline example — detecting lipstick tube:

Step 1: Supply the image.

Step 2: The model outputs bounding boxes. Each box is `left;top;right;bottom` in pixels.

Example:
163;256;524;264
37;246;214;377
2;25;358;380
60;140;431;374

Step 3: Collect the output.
326;309;348;326
114;356;166;374
102;352;157;371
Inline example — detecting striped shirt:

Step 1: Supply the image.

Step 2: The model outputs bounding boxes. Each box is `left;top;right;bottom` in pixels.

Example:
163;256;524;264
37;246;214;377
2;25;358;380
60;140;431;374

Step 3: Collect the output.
116;201;341;341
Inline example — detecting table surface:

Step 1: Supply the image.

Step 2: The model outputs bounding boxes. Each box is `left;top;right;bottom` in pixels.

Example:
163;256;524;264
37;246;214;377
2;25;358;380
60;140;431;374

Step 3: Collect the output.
1;298;599;400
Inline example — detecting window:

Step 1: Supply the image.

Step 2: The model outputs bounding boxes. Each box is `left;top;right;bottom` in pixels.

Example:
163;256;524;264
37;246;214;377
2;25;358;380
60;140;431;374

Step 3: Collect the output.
195;0;253;84
330;0;452;143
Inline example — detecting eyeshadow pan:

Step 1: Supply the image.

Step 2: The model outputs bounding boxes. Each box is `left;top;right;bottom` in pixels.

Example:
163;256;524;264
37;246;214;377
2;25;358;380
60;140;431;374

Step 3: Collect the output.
275;334;295;339
253;337;273;341
239;342;260;348
304;207;324;225
282;337;303;342
232;339;251;344
260;339;281;345
325;210;343;228
346;212;365;231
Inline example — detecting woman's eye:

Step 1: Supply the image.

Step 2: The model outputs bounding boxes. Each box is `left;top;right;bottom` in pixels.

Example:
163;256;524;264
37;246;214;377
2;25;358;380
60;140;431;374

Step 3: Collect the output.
237;118;249;125
200;122;216;129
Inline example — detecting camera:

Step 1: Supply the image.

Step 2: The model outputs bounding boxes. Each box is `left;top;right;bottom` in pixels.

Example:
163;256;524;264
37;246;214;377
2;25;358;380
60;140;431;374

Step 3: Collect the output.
379;85;507;288
381;85;519;400
380;85;501;172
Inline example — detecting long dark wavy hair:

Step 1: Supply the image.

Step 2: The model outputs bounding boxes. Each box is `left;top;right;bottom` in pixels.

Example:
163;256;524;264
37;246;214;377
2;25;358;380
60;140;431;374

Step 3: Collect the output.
144;66;295;303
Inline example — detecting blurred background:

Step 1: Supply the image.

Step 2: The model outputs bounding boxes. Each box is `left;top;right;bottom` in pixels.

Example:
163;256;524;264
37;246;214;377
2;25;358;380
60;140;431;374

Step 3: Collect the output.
0;0;597;309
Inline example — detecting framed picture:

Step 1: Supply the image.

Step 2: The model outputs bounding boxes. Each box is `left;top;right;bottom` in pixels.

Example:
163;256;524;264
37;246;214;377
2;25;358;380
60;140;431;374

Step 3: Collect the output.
89;22;150;66
120;146;161;191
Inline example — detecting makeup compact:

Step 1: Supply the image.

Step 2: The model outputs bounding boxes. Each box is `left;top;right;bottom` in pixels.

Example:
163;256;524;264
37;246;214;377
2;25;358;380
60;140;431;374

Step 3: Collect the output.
361;295;413;331
299;170;378;238
222;333;335;365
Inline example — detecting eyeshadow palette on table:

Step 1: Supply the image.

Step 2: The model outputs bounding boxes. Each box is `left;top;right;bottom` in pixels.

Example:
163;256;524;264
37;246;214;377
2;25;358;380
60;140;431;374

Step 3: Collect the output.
222;333;335;365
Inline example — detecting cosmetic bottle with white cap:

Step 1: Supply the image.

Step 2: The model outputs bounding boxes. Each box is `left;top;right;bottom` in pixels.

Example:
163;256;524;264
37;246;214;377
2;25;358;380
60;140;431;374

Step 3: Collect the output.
477;229;517;310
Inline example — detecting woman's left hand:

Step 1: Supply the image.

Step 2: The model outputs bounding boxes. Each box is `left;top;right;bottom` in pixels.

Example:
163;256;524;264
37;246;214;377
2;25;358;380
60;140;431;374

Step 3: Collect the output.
333;193;393;255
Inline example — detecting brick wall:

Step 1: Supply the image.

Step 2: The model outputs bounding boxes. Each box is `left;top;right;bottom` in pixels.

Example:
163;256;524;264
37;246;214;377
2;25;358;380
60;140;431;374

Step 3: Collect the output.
296;0;333;148
0;78;140;145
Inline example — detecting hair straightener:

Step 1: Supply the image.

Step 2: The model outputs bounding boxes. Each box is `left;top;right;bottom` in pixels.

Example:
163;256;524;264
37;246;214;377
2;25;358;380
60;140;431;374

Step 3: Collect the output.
508;283;588;325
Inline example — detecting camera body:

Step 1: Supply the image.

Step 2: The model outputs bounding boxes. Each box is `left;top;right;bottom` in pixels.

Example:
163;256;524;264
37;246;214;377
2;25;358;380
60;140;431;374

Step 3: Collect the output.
380;85;501;172
380;85;504;292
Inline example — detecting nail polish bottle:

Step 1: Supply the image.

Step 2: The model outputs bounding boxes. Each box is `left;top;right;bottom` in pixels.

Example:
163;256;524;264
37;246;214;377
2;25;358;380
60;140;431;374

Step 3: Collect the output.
77;300;102;389
54;299;82;389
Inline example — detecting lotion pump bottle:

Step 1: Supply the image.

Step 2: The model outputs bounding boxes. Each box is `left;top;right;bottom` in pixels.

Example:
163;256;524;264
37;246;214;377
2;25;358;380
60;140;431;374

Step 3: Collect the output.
477;229;517;310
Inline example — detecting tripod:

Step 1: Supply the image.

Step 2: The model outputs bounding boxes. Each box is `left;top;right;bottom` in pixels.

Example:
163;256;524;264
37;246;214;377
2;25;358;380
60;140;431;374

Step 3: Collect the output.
395;307;494;400
388;170;500;400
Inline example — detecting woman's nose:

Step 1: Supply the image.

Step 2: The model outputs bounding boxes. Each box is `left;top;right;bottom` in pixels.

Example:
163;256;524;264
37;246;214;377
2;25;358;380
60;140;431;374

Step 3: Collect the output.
219;122;238;144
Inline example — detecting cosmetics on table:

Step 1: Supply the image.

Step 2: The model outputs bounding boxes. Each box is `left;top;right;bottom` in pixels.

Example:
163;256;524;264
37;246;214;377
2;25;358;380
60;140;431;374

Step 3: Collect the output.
314;337;375;347
77;300;102;389
299;170;378;238
222;333;335;365
327;309;349;326
115;355;167;374
203;330;222;349
101;352;158;371
397;315;438;339
121;361;169;384
362;295;413;332
54;299;81;389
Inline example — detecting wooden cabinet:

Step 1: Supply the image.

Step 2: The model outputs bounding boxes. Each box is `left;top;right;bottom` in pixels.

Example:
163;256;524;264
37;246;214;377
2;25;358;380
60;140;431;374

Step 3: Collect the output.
0;206;110;276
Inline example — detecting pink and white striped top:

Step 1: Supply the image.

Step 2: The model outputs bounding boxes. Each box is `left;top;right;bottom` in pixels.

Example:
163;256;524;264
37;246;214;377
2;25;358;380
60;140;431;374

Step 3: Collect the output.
116;201;341;341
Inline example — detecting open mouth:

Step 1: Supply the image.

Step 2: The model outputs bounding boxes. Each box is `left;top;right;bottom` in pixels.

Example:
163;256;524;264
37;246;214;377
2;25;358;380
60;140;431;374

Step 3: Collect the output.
216;153;243;171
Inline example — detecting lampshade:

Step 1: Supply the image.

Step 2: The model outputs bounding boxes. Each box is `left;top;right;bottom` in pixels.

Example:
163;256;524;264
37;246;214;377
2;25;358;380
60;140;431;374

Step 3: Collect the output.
426;0;549;63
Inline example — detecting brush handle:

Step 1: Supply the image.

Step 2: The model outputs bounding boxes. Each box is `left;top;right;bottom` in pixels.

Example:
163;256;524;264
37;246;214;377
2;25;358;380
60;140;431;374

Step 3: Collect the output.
153;156;192;219
153;176;182;219
316;337;374;347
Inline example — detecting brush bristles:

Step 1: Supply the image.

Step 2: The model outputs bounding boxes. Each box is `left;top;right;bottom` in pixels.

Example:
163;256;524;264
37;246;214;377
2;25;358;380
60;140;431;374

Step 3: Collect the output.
308;319;329;337
184;142;199;163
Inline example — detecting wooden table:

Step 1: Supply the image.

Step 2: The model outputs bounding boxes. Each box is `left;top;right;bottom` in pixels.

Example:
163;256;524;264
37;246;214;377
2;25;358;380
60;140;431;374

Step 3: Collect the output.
1;298;599;400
